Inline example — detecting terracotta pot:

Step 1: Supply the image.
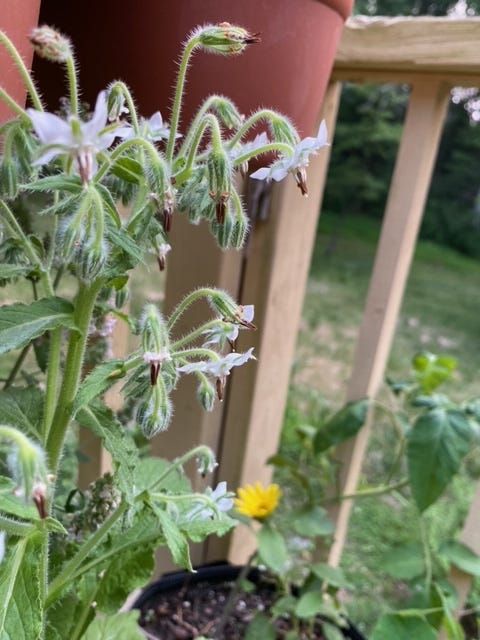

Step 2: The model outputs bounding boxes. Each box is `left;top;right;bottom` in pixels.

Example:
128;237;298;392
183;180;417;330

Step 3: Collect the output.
133;562;367;639
34;0;352;139
0;1;41;123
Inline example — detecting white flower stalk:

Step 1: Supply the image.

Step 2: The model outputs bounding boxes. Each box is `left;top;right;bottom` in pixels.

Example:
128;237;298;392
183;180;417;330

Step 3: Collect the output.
250;120;329;195
27;91;124;185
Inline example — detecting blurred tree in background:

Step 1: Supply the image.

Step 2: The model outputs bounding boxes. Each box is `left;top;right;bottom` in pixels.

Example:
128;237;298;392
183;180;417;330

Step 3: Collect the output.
322;0;480;256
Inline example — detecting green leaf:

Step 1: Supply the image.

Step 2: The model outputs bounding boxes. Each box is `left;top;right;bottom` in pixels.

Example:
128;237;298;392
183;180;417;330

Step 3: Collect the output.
81;611;144;640
0;264;31;279
295;591;338;620
413;352;457;394
314;399;369;452
311;563;352;589
105;219;144;267
434;583;465;640
111;157;143;184
95;184;121;228
181;513;236;543
271;595;297;618
322;622;346;640
244;613;276;640
74;360;126;412
151;504;192;571
0;477;37;521
407;409;473;511
371;614;437;640
258;525;288;573
22;175;83;193
0;387;45;438
440;540;480;577
380;543;426;580
76;405;138;504
133;457;191;496
0;297;76;355
95;542;156;615
293;507;334;538
0;533;44;639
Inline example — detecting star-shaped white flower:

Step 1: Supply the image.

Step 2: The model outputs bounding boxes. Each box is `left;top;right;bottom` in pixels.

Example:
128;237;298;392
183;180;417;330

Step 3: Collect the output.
27;91;123;184
250;120;329;195
178;347;255;377
118;112;180;142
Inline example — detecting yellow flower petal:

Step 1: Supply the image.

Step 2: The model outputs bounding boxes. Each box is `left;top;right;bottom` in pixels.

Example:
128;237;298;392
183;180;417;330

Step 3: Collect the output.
234;481;281;520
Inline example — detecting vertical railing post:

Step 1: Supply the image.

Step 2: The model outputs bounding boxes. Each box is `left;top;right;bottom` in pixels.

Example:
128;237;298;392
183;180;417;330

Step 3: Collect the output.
327;79;451;567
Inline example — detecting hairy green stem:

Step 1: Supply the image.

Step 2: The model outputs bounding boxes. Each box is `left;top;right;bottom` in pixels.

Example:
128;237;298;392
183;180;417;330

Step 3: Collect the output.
167;287;219;330
173;114;222;184
46;279;104;471
232;141;294;168
0;88;29;120
171;347;220;362
0;31;43;111
46;500;128;606
65;55;79;116
109;81;140;133
42;328;63;444
327;478;409;503
166;35;200;162
3;344;30;390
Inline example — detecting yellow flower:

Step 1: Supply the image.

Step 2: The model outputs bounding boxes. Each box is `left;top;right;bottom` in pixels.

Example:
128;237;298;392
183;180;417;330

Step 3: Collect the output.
234;482;282;520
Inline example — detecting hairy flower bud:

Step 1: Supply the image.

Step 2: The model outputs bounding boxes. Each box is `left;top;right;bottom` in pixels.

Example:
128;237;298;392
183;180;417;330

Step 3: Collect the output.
210;96;244;130
207;149;232;223
137;385;172;438
197;378;216;412
30;26;73;63
197;23;260;56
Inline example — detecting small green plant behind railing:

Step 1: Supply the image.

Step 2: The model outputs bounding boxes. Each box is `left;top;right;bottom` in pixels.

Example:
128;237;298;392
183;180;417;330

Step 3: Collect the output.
233;353;480;639
0;23;328;638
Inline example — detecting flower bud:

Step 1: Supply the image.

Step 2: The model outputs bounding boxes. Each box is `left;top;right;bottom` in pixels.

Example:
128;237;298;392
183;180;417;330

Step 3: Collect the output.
30;26;73;63
211;211;234;249
106;83;129;122
0;159;18;200
137;385;172;438
210;96;244;130
115;284;129;308
207;289;239;319
268;114;299;147
196;447;218;476
140;304;170;356
197;378;216;412
76;239;109;282
207;148;232;223
197;23;260;56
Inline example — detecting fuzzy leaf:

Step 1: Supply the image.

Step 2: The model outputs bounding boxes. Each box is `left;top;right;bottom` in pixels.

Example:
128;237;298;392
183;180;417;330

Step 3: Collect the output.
76;405;138;504
81;612;144;640
151;504;192;571
0;297;76;355
0;264;31;279
95;184;121;228
133;458;191;496
0;387;44;438
314;400;369;452
95;542;156;615
0;533;44;639
371;614;437;640
74;360;126;412
22;175;83;193
0;477;37;520
407;409;473;511
111;157;143;184
258;525;288;573
440;540;480;577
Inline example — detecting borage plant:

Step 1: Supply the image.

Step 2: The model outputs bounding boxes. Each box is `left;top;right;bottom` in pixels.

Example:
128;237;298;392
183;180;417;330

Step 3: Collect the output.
0;23;328;639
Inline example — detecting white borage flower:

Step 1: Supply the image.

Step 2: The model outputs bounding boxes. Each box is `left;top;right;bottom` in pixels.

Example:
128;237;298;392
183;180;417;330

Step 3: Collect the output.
202;322;239;348
119;112;181;143
250;120;329;195
27;91;126;185
178;347;255;377
184;481;234;521
228;131;270;162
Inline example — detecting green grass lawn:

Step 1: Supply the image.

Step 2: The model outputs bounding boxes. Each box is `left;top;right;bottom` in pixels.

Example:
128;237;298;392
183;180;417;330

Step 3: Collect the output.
284;211;480;634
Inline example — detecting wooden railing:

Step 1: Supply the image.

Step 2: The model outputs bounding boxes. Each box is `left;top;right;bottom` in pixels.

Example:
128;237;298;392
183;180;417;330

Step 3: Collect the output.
79;16;480;620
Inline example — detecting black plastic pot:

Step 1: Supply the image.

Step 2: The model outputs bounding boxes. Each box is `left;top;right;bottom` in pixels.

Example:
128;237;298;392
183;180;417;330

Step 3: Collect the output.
133;562;367;639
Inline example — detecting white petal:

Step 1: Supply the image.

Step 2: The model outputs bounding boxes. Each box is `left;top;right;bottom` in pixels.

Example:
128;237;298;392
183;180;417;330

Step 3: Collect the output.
32;146;63;166
241;305;255;323
82;91;108;141
27;109;71;144
250;166;271;181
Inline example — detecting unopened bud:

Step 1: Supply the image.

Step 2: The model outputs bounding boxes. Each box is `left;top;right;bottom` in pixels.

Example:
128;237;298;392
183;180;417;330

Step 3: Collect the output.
198;23;260;56
0;160;18;200
77;240;109;282
211;211;234;249
137;386;172;438
208;289;239;319
197;378;216;412
211;96;244;130
115;284;129;308
30;26;73;63
230;210;249;249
